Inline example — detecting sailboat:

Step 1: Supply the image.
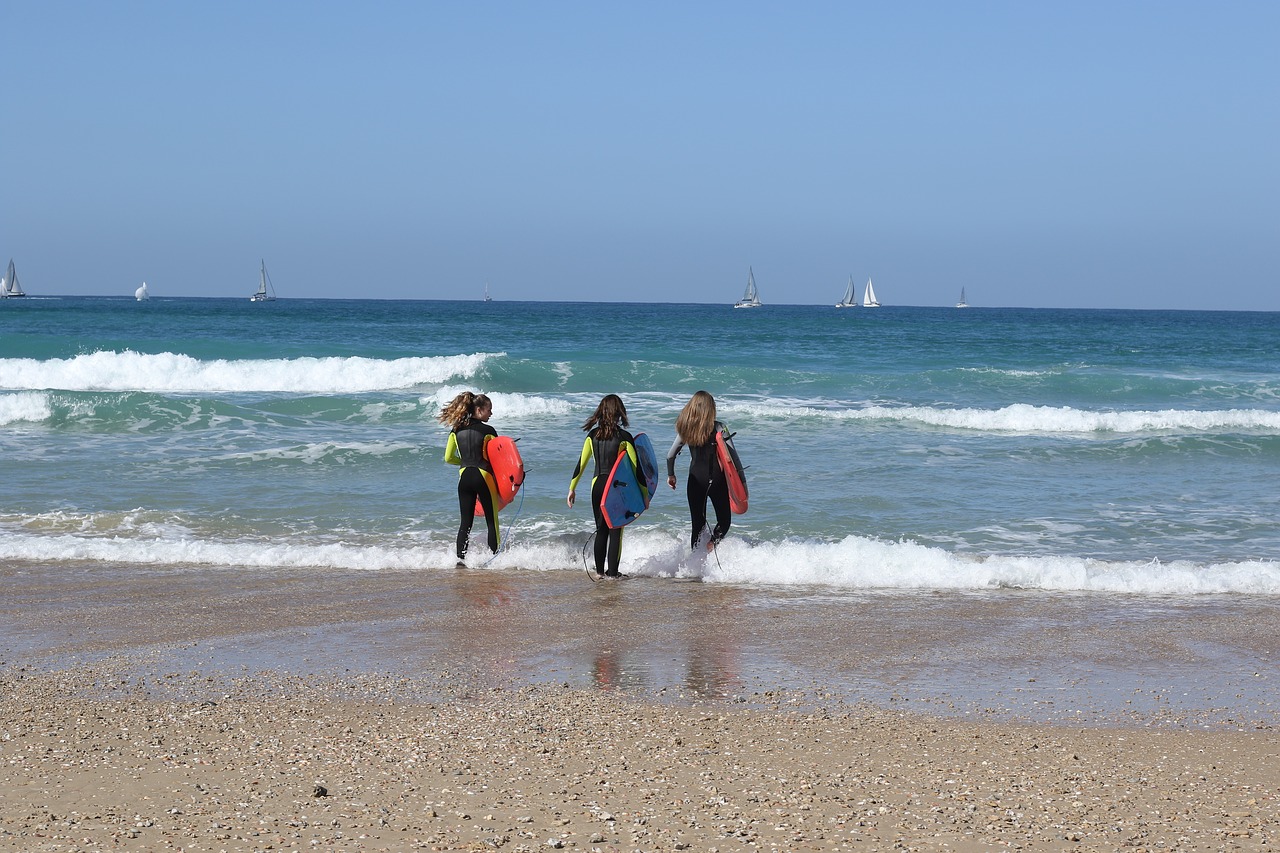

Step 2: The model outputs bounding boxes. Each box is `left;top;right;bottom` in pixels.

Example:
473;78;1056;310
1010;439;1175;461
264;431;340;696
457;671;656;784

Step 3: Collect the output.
135;282;149;301
862;276;880;308
250;260;277;302
733;267;762;308
835;275;857;308
1;259;26;298
483;282;492;302
956;287;969;308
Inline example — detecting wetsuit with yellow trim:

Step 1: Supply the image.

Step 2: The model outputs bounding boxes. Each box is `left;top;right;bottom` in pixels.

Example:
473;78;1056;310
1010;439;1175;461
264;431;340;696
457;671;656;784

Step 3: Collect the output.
666;420;731;549
570;426;645;576
445;419;500;561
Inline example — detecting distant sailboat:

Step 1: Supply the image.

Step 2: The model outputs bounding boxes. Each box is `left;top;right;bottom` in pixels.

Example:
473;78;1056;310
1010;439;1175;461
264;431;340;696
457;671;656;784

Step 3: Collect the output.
1;259;26;298
862;276;880;308
484;282;492;302
250;260;277;302
956;287;969;308
733;267;762;308
135;282;149;301
835;275;857;308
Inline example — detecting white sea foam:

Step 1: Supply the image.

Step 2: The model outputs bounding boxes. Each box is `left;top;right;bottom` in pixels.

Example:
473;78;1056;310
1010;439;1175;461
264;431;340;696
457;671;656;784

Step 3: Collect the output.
0;351;501;394
677;536;1280;594
207;441;423;465
0;392;54;425
723;401;1280;435
357;401;421;422
428;386;574;418
3;523;1278;595
957;367;1054;377
0;530;450;572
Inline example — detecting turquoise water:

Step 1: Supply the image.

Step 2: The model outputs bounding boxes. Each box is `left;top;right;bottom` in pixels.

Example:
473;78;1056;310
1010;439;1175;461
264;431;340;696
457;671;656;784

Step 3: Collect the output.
3;296;1280;593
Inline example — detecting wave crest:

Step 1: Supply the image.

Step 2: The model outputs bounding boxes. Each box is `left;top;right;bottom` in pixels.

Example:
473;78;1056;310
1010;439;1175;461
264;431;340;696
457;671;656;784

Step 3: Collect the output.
724;401;1280;434
3;520;1278;595
0;391;54;425
0;351;502;394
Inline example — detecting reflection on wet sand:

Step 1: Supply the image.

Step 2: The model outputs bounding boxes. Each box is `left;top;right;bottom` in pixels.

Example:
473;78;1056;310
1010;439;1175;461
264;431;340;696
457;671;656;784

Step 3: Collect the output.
4;561;1277;727
682;585;743;698
585;580;746;699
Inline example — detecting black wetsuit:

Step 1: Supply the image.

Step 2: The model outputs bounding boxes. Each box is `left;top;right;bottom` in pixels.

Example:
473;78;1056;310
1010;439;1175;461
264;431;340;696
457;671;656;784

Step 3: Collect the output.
446;420;499;560
570;427;639;576
666;421;731;549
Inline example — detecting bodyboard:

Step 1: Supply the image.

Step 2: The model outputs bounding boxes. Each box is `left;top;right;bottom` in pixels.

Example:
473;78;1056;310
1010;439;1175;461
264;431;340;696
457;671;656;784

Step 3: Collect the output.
601;449;649;529
475;435;525;516
632;432;659;497
715;429;748;514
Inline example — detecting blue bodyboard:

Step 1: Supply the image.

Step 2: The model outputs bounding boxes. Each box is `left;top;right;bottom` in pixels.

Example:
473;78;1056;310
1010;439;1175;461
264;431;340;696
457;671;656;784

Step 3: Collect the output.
601;434;657;529
633;432;659;496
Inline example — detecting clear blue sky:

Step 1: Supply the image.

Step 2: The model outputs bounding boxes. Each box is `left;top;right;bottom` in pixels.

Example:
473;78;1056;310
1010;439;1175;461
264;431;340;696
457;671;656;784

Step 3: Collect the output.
5;1;1277;308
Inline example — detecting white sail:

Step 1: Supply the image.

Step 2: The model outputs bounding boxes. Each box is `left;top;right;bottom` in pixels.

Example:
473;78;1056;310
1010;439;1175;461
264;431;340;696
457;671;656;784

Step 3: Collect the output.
250;260;277;302
733;267;762;308
956;287;968;308
484;282;492;302
135;282;149;301
863;276;880;308
836;275;857;308
1;259;26;298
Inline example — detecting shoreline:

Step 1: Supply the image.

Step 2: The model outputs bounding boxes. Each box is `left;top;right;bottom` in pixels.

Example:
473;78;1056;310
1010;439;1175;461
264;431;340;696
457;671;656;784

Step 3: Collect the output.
3;561;1279;849
5;560;1278;729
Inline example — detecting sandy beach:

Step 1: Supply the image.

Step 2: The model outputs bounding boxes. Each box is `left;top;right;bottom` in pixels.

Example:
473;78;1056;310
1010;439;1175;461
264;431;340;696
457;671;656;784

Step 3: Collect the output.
3;561;1278;851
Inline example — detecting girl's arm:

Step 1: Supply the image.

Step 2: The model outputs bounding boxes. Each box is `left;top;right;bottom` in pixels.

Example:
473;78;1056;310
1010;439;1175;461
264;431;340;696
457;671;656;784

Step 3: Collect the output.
567;435;594;506
666;436;685;487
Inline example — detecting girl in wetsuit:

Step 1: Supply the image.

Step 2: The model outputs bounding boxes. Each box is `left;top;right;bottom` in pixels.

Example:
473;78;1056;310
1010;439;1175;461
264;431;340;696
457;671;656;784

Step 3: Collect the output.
568;394;645;577
438;391;499;564
666;390;731;550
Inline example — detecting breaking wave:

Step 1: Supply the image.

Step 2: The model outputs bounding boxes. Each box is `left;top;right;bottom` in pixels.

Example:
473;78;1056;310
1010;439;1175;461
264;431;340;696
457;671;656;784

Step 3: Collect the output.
2;518;1277;596
725;401;1280;435
0;351;502;394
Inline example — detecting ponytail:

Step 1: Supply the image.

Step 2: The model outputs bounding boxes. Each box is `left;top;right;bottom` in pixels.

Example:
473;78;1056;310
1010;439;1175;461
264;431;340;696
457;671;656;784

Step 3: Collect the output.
438;391;477;429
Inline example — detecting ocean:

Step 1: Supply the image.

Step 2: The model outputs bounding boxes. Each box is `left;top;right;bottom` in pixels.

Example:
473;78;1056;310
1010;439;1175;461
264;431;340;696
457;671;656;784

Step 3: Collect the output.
3;296;1280;594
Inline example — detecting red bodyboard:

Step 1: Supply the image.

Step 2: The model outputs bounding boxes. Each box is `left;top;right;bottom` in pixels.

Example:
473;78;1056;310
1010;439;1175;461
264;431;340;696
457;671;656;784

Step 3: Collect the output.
715;430;748;514
475;436;525;516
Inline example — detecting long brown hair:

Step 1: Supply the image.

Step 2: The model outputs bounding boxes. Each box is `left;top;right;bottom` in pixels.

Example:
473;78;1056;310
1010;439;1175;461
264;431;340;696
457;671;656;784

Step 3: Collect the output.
674;390;716;446
581;394;628;440
437;391;491;429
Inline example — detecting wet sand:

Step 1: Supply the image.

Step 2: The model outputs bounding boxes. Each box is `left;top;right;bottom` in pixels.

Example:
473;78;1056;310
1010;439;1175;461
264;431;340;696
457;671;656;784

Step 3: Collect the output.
3;561;1279;850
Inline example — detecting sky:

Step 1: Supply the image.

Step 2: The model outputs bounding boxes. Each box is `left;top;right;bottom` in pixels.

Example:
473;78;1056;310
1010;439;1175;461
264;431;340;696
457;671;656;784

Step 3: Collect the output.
4;1;1277;309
